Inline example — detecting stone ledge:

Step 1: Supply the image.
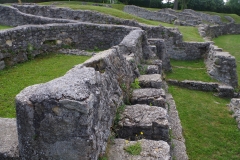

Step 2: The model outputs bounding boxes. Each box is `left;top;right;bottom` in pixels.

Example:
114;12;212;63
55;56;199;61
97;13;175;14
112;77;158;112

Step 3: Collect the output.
108;139;171;160
117;104;169;141
0;118;19;159
229;98;240;129
131;88;166;108
138;74;162;89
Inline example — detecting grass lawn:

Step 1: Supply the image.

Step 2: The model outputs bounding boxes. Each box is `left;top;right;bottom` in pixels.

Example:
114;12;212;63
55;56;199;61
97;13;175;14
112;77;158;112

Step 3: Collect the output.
169;85;240;160
0;53;90;118
0;25;12;30
213;35;240;85
166;59;215;82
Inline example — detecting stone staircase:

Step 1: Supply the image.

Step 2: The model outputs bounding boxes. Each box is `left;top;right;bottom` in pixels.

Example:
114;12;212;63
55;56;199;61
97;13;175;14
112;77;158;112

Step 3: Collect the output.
108;43;188;160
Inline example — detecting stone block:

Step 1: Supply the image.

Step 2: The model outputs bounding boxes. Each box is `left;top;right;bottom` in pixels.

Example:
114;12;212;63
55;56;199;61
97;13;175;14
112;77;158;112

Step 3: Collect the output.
108;139;171;160
0;61;5;70
146;65;161;74
131;88;166;108
0;118;19;159
138;74;162;89
217;85;234;98
117;104;169;141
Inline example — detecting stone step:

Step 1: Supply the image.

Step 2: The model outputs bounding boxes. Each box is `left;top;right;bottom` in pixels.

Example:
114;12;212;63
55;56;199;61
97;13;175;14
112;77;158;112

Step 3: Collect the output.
117;104;169;141
0;118;19;159
138;74;162;89
131;88;166;108
149;45;157;55
138;64;161;75
108;139;171;160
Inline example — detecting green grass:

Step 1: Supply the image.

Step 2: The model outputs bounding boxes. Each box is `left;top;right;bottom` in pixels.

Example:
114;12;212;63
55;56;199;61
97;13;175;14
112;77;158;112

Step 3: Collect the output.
213;35;240;85
203;11;240;24
178;26;204;42
0;25;12;30
0;53;90;118
124;142;142;155
166;59;215;82
169;85;240;160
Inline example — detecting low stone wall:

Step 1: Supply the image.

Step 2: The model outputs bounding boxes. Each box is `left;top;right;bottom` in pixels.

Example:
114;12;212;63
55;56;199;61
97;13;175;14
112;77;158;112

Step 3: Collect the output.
124;5;177;23
0;5;76;27
229;98;240;129
12;4;140;27
167;79;219;91
0;22;137;70
15;29;151;159
205;45;238;87
201;23;240;39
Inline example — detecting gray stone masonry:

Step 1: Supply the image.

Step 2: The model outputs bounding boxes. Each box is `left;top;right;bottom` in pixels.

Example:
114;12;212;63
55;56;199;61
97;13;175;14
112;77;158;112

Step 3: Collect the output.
229;98;240;129
131;88;166;108
117;104;169;141
0;118;19;159
217;85;234;98
15;28;152;159
108;139;171;160
167;79;219;92
124;5;177;23
138;74;162;89
148;38;171;71
0;22;138;69
206;44;238;88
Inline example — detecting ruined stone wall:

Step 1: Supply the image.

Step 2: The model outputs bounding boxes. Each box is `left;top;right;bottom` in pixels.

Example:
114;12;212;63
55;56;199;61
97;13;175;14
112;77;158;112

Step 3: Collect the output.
0;5;76;27
0;23;137;70
11;4;140;27
201;23;240;39
205;45;238;87
15;29;151;160
123;5;177;23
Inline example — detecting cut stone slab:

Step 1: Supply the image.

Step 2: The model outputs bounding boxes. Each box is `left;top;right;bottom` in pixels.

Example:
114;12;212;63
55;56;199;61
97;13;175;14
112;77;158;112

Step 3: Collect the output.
108;139;171;160
138;74;162;89
217;85;234;98
146;65;161;74
229;98;240;129
0;118;19;159
131;88;166;108
171;139;188;160
117;104;169;141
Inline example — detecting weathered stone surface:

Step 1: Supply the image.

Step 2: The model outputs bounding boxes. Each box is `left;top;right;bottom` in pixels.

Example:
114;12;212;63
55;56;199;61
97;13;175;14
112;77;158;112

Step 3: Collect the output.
167;79;218;92
58;49;95;56
171;139;188;160
206;45;238;87
131;88;166;108
217;85;234;98
0;61;5;70
148;38;171;71
124;5;177;23
117;104;169;141
108;139;171;160
138;74;162;89
146;65;161;74
0;118;19;159
229;98;240;129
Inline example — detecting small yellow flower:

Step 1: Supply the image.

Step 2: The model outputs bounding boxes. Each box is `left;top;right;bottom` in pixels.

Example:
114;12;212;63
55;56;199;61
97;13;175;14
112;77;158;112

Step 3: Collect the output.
136;134;137;136
140;132;143;135
125;140;129;144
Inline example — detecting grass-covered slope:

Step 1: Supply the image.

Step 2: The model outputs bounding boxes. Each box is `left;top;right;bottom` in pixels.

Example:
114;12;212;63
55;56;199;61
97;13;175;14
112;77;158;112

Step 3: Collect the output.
169;86;240;160
0;54;90;118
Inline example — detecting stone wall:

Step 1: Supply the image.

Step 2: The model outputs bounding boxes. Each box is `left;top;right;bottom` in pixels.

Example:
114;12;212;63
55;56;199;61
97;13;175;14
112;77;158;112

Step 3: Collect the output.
205;45;238;87
200;23;240;39
0;5;76;27
124;5;177;23
0;22;138;69
15;29;151;160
